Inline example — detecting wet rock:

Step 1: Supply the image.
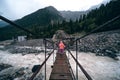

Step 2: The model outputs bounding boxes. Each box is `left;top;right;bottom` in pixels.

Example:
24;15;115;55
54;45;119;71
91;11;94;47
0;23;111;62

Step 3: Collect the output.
0;67;26;80
0;74;13;80
32;65;40;73
71;30;120;59
0;63;12;72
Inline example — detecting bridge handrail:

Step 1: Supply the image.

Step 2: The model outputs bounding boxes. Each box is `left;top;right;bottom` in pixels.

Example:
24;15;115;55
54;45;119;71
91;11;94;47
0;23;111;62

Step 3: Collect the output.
76;15;120;41
61;15;120;42
0;15;35;35
29;49;54;80
67;48;93;80
66;53;76;80
29;38;55;80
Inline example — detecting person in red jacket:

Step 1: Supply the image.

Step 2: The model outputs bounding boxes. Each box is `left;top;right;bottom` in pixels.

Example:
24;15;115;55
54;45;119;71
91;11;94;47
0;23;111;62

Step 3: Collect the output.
58;41;65;54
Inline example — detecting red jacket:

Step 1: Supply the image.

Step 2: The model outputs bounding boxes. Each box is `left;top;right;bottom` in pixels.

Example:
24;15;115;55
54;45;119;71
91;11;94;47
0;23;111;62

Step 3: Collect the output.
59;41;65;49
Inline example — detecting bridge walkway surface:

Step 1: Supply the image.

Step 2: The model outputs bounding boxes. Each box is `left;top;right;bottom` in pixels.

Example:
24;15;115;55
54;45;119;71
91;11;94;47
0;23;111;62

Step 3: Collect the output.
49;52;73;80
2;15;120;80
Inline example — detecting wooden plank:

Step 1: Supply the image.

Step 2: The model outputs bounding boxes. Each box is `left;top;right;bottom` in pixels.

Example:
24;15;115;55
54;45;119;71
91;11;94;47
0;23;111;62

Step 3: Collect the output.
49;73;72;80
49;53;73;80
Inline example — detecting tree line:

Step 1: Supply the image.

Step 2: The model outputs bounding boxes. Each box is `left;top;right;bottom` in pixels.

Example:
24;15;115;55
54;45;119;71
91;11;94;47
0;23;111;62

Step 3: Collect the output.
32;0;120;38
0;0;120;40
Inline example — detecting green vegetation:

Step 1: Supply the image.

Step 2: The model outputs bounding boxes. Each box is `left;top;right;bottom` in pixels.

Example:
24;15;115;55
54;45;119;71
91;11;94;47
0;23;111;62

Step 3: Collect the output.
0;0;120;41
55;0;120;34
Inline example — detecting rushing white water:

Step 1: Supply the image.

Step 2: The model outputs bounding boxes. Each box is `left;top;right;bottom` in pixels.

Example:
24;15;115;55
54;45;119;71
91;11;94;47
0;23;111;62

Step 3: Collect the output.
0;50;120;80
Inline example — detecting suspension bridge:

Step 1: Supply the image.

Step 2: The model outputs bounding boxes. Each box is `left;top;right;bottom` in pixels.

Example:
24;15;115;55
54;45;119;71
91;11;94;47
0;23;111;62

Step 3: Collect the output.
0;15;120;80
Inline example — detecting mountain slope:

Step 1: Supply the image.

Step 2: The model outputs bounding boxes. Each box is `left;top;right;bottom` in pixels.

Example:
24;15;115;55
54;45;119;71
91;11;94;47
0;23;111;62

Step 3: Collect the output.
0;6;63;41
60;11;88;21
0;21;8;27
60;0;111;22
16;6;63;27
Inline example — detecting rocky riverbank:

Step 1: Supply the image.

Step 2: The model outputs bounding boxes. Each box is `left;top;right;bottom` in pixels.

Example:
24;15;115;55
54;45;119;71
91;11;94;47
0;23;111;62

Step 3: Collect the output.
0;50;120;80
0;29;120;80
70;30;120;59
0;30;119;61
0;30;120;59
0;50;46;80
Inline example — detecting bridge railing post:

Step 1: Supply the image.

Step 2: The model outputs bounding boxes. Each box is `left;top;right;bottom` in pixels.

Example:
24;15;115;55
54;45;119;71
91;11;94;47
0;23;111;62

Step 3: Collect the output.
76;39;78;80
44;38;47;80
66;48;93;80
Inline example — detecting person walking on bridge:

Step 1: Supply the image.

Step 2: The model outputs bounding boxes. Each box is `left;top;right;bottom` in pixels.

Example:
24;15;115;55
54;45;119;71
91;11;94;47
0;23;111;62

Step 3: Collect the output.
58;41;65;54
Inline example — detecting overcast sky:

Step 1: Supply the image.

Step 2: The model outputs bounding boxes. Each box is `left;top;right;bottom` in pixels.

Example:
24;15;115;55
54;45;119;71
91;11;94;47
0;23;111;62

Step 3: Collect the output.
0;0;110;20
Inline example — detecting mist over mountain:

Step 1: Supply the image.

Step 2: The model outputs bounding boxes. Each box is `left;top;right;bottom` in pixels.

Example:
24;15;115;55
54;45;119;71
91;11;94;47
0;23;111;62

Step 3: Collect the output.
60;11;89;21
88;0;110;10
60;0;111;22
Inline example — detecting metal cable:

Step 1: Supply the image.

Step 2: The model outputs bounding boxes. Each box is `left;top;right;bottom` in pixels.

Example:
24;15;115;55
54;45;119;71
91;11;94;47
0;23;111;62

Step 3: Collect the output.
29;49;54;80
75;15;120;41
29;39;55;80
0;15;35;35
67;48;93;80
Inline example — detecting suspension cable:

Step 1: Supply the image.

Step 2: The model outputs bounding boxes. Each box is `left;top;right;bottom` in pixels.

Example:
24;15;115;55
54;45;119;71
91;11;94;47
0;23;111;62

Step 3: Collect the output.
64;15;120;80
66;52;76;80
76;15;120;41
29;39;55;80
29;49;54;80
0;15;35;35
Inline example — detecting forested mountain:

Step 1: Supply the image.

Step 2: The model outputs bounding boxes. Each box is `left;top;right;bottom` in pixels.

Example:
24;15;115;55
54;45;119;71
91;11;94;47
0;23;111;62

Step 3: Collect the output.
85;0;120;32
0;6;63;41
60;0;110;22
55;0;120;34
0;21;8;27
16;6;63;27
60;11;88;21
0;0;120;41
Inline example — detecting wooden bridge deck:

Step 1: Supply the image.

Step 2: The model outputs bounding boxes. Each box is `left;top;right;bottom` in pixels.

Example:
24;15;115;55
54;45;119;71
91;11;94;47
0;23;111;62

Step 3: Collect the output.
49;52;73;80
